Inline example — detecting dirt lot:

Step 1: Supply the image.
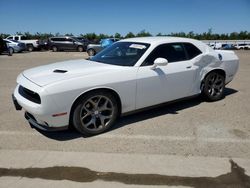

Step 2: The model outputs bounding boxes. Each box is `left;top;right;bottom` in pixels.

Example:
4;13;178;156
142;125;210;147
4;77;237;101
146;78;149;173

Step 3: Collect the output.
0;50;250;187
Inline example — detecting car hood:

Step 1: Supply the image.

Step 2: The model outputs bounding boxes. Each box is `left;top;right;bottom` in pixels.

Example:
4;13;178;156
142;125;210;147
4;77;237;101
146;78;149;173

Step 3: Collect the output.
22;59;119;87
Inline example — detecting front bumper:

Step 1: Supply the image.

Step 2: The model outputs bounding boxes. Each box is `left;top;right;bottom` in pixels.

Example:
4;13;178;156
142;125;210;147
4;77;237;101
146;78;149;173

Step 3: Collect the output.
12;94;22;111
13;91;69;131
25;112;68;131
12;76;70;131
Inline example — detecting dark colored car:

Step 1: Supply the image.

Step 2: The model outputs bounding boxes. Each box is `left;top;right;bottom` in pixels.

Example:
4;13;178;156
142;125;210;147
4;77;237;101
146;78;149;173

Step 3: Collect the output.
76;37;90;47
48;36;88;52
37;39;49;51
0;37;13;56
221;44;237;50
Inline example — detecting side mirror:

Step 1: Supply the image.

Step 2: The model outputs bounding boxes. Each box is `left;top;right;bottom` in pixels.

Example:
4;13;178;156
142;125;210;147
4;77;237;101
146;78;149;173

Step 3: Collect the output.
151;58;168;70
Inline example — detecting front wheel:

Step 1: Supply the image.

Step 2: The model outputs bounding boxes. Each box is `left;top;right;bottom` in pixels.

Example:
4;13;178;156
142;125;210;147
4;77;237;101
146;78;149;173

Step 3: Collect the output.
202;72;225;101
87;49;96;56
8;47;14;56
72;91;119;136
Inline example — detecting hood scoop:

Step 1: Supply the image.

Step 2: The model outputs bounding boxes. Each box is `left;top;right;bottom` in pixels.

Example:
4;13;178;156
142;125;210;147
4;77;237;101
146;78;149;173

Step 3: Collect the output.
53;69;68;73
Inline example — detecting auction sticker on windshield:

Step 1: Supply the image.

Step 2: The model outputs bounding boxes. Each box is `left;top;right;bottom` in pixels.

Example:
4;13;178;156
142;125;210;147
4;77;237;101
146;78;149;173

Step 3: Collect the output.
129;44;146;49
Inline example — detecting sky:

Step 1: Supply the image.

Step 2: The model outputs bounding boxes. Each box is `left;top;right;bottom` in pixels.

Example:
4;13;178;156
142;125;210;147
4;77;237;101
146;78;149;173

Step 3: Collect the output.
0;0;249;36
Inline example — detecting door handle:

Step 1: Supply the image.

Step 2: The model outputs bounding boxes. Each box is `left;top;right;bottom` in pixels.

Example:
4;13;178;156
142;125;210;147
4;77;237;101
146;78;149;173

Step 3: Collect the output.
186;66;192;69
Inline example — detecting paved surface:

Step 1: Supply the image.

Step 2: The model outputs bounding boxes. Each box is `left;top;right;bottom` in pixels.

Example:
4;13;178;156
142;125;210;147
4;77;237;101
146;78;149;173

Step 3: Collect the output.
0;51;250;187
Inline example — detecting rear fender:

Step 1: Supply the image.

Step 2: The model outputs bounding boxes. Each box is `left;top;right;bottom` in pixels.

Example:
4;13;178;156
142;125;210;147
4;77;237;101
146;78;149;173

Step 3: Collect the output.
193;52;223;82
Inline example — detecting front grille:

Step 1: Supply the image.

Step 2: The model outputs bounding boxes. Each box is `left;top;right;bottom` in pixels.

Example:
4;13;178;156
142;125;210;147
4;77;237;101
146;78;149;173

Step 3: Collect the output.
19;85;41;104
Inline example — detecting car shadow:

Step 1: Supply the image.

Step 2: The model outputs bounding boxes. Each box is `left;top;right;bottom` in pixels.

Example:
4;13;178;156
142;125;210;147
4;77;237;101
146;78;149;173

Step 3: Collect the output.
37;88;238;141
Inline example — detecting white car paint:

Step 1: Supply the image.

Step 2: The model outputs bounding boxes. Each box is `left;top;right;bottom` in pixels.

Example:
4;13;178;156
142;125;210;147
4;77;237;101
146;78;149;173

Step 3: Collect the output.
13;37;239;130
3;39;25;53
6;35;39;49
235;44;250;50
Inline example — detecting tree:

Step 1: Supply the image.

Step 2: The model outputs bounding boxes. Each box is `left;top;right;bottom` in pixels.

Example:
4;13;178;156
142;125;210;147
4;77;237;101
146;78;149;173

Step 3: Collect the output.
1;30;250;41
125;32;135;38
98;33;110;40
136;30;152;37
0;33;9;38
187;31;194;38
156;32;166;36
114;32;121;39
229;32;238;40
82;33;98;41
65;33;73;36
55;32;60;37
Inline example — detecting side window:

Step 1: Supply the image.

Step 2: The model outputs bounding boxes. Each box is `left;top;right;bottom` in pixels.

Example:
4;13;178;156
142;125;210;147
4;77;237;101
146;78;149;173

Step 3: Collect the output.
183;43;202;59
21;36;27;40
14;37;19;40
58;38;64;42
143;43;187;66
66;38;73;42
52;38;64;42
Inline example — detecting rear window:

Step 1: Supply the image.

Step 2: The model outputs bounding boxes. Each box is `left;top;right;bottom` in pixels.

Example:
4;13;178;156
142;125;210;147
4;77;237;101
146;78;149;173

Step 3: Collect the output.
183;43;202;59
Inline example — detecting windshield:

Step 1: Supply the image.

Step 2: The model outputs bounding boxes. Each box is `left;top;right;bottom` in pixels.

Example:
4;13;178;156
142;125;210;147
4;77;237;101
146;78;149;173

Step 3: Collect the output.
90;42;150;66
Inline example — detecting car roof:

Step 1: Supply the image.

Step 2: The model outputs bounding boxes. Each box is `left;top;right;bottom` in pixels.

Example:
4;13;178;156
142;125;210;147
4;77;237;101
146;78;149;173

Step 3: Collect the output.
121;36;198;45
50;36;74;38
121;36;210;53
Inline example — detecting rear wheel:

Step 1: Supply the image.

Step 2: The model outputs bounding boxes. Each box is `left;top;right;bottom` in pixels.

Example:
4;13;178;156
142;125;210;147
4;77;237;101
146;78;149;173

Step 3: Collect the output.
52;46;58;52
27;44;34;52
77;46;84;52
72;91;119;136
202;72;225;101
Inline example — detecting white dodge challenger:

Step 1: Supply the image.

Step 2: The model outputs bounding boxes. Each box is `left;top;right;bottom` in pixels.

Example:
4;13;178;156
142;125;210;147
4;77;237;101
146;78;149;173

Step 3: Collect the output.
13;37;239;136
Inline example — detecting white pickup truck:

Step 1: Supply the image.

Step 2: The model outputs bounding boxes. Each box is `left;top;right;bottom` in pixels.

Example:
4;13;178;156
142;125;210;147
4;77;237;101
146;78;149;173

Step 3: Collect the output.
5;35;39;51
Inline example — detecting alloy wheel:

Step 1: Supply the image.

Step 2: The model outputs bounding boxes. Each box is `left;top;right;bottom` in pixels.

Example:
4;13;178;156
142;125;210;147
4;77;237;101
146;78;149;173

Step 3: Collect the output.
207;73;224;97
79;95;114;131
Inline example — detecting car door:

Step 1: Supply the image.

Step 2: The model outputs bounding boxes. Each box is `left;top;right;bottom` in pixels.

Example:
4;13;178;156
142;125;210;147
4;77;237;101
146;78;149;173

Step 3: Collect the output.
136;43;197;109
64;38;75;50
59;38;68;50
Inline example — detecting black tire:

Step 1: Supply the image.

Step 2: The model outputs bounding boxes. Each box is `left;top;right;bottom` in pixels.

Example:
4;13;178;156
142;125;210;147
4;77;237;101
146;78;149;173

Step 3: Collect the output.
8;47;13;56
72;90;119;136
87;49;96;56
202;71;225;102
27;45;34;52
52;46;58;52
77;46;84;52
